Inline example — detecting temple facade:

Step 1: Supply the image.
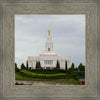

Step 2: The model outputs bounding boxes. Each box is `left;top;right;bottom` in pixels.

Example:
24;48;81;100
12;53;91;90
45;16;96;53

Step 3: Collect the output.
28;30;71;70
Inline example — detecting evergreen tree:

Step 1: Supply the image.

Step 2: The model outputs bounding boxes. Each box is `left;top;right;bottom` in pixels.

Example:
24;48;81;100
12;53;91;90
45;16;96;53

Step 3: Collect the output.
36;61;41;70
56;60;60;70
26;60;28;70
21;63;26;70
78;63;85;71
68;63;75;71
28;67;32;71
65;60;67;70
75;67;78;71
15;63;17;69
15;63;20;72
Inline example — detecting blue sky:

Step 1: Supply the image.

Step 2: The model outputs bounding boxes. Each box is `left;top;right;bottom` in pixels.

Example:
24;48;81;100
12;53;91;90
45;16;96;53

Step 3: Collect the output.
15;15;85;68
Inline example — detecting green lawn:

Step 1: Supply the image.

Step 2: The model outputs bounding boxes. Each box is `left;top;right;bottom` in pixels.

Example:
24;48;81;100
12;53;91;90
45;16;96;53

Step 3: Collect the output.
15;70;80;85
21;70;67;76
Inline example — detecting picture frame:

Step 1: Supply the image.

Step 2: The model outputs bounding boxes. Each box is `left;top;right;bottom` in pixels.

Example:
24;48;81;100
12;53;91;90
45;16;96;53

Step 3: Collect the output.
0;0;100;100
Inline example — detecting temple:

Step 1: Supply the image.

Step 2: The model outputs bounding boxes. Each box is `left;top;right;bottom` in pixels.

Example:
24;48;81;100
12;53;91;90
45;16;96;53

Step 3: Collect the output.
28;30;71;69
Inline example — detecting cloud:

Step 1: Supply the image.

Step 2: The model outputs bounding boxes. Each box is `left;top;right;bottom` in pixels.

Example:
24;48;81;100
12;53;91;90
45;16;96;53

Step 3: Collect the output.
15;15;85;67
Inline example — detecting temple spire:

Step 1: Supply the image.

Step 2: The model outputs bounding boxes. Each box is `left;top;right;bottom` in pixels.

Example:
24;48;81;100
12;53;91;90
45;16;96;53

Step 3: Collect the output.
48;30;50;36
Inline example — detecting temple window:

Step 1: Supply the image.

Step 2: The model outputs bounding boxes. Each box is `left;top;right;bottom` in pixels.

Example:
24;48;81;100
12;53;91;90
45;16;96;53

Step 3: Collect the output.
48;48;50;51
44;60;53;65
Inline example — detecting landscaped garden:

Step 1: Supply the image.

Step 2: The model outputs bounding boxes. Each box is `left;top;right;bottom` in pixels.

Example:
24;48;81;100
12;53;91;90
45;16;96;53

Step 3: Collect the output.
15;62;85;85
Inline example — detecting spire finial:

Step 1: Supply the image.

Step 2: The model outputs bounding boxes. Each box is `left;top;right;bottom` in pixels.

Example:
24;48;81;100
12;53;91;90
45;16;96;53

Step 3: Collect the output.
48;30;50;36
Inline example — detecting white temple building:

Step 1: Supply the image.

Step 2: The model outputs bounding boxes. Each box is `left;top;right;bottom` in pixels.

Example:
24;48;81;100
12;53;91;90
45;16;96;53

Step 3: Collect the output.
28;30;71;70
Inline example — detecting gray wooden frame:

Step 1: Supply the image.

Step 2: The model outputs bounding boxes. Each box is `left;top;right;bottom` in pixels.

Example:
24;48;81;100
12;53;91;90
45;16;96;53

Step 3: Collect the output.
0;0;100;100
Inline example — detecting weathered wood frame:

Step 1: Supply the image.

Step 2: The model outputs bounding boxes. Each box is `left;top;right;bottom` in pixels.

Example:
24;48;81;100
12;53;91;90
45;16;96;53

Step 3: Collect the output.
0;0;99;100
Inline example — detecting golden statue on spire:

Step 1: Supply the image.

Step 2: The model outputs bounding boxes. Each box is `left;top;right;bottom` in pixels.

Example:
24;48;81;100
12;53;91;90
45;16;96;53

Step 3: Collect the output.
48;30;50;36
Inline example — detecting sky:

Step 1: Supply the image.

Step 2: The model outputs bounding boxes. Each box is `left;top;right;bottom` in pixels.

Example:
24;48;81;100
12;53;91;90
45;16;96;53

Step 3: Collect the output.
15;15;85;68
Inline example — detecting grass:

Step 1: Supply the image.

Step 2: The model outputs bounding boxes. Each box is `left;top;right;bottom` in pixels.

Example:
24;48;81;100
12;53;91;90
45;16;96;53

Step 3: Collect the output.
15;70;80;85
15;73;79;85
16;70;68;79
21;70;67;76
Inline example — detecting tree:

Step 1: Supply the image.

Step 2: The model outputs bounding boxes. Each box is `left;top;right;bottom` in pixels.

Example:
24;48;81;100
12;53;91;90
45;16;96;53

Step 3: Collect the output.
68;63;75;71
21;63;26;70
78;63;85;71
71;63;75;71
15;63;17;69
65;60;67;70
15;63;20;72
75;67;78;71
26;60;28;70
56;60;60;70
36;61;41;70
28;67;32;71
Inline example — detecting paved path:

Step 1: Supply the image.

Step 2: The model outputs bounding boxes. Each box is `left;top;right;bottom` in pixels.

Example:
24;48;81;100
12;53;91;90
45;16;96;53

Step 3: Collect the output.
15;80;70;85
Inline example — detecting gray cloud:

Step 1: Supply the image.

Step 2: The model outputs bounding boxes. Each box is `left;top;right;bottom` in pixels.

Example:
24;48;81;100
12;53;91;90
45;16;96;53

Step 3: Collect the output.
15;15;85;68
